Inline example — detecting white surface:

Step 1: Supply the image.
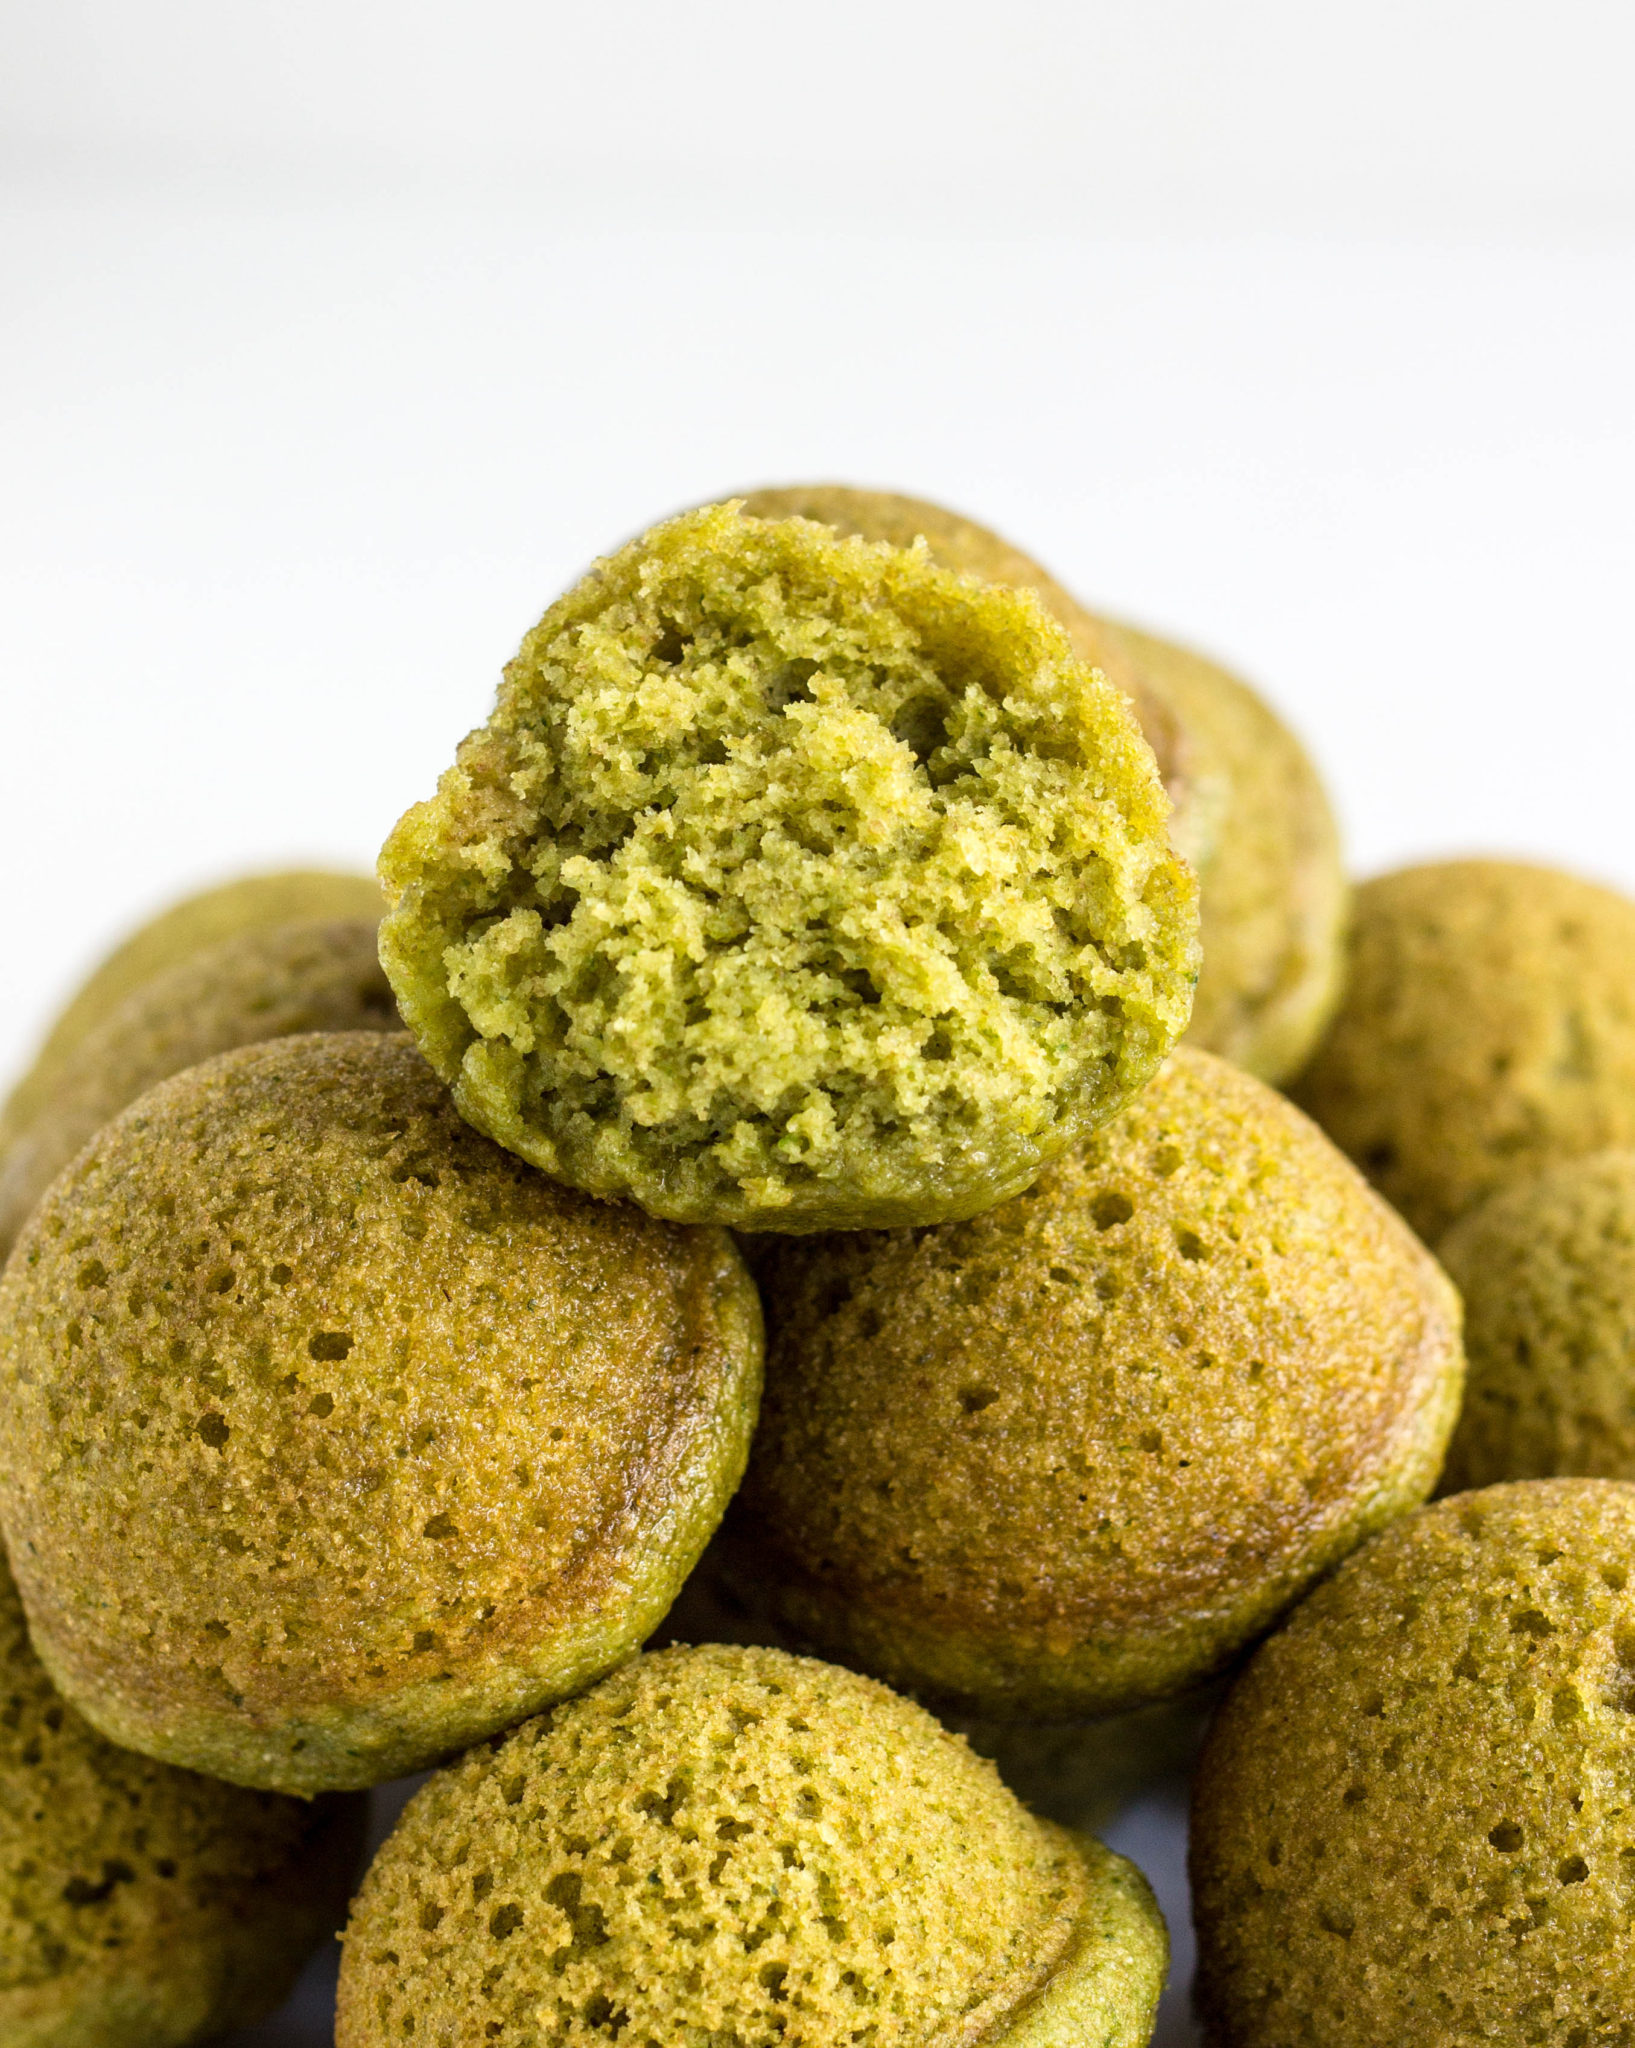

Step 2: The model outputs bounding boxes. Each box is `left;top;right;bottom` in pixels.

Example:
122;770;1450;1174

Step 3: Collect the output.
1;7;1631;2041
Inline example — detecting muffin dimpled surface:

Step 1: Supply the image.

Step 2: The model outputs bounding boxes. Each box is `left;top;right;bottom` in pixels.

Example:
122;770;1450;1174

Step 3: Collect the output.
0;1032;762;1793
336;1645;1168;2048
0;868;384;1160
737;1048;1463;1720
0;916;395;1260
378;504;1197;1231
1439;1150;1635;1491
1192;1480;1635;2047
0;1552;362;2048
1294;859;1635;1243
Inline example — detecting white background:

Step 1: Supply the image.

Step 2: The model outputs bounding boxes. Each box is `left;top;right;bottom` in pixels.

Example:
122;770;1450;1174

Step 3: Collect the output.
3;5;1634;2042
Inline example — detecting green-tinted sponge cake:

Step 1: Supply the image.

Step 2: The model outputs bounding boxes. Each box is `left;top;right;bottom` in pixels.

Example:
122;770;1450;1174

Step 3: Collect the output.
378;504;1198;1230
0;1032;762;1795
1439;1150;1635;1491
336;1645;1168;2048
0;917;394;1259
738;486;1345;1086
0;1550;362;2047
1191;1480;1635;2046
1294;859;1635;1243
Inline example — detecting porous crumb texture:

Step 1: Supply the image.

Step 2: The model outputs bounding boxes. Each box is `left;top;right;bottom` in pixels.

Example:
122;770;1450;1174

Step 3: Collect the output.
0;869;384;1160
734;485;1192;811
0;1033;762;1794
1440;1152;1635;1493
378;504;1197;1231
738;1048;1464;1720
0;917;396;1260
734;489;1346;1084
1293;860;1635;1244
335;1645;1167;2048
0;1553;362;2048
1191;1480;1635;2048
1101;622;1346;1084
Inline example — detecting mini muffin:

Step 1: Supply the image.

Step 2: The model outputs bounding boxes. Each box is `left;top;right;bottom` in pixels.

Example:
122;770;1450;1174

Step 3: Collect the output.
0;1032;762;1795
1191;1480;1635;2047
379;503;1197;1232
0;917;394;1260
1100;621;1345;1083
736;487;1346;1085
336;1645;1168;2048
0;868;383;1157
1293;859;1635;1243
0;1548;363;2048
1439;1151;1635;1492
731;1047;1461;1722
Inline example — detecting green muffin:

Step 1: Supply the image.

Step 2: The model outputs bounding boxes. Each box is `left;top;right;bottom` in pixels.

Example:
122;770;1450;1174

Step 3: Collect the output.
0;869;383;1160
1101;621;1345;1083
1293;859;1635;1243
730;1048;1462;1721
0;1548;363;2048
735;487;1346;1084
378;504;1197;1231
0;917;394;1260
1439;1150;1635;1492
1191;1479;1635;2047
336;1645;1168;2048
0;1032;762;1795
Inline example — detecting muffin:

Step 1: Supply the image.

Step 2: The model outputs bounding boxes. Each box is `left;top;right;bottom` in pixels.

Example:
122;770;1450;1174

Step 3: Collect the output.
735;487;1345;1086
0;1547;363;2047
1439;1150;1635;1492
732;1047;1463;1720
378;503;1197;1232
1101;621;1345;1083
1293;859;1635;1243
1191;1479;1635;2047
0;1031;763;1795
0;868;383;1158
0;917;394;1260
336;1644;1168;2048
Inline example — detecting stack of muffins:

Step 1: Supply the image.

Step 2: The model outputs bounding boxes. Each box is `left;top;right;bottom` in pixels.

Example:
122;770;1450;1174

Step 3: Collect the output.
0;489;1631;2047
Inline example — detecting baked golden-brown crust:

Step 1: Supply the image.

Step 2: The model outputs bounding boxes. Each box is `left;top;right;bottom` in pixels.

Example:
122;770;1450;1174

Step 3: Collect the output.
0;917;395;1260
336;1645;1167;2048
1293;860;1635;1243
0;870;383;1161
1191;1480;1635;2046
735;1047;1463;1718
1102;621;1345;1083
0;1032;762;1793
0;1551;362;2048
1439;1150;1635;1491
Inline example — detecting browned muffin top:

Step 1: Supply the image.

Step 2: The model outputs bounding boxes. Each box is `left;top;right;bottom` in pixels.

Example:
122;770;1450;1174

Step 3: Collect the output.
0;1032;761;1790
338;1645;1167;2048
1293;859;1635;1243
1191;1480;1635;2047
0;917;394;1259
739;1047;1462;1718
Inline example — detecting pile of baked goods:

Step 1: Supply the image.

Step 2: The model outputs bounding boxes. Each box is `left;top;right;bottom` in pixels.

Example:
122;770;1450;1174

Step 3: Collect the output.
2;486;1631;2046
